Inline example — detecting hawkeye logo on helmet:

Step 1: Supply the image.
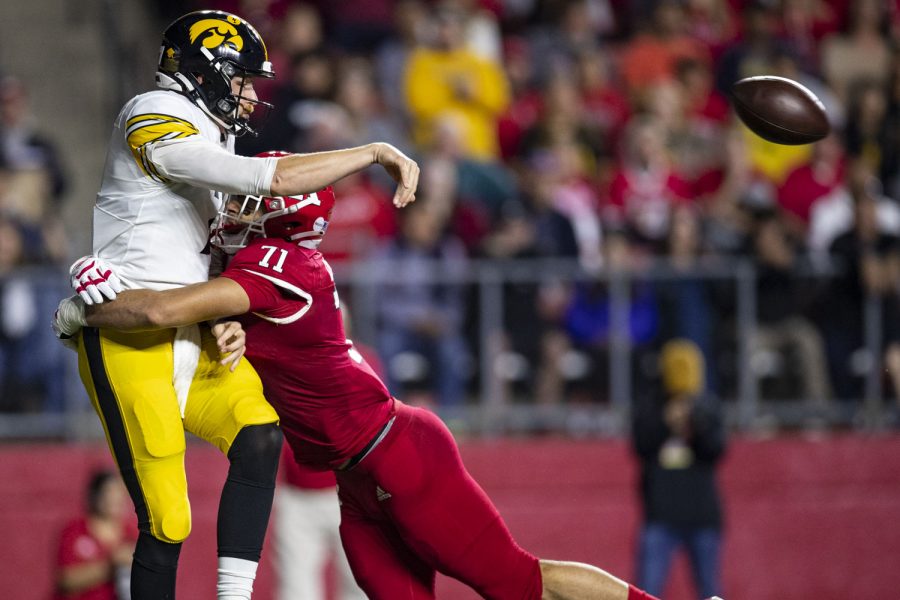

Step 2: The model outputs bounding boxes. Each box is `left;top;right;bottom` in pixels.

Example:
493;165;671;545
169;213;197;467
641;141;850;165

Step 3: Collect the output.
188;17;244;52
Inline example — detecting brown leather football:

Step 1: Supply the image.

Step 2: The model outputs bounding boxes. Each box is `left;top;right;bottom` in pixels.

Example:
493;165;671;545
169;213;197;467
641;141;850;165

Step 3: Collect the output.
731;76;830;145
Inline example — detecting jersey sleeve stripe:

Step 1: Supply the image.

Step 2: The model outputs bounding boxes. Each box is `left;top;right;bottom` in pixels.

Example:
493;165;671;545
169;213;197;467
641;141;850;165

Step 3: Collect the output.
239;268;314;325
126;113;200;180
126;112;198;131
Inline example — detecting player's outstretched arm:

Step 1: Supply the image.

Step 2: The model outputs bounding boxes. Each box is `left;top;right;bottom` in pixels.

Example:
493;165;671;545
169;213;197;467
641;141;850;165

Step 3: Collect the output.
271;142;419;208
150;140;418;206
84;278;250;331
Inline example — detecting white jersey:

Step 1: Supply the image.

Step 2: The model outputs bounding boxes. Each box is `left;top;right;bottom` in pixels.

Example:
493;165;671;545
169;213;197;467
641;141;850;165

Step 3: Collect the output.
92;90;276;290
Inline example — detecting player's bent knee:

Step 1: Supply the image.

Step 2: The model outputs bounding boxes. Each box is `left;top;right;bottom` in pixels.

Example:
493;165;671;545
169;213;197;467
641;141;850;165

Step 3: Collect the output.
139;456;192;543
148;497;192;543
157;506;192;543
227;423;283;484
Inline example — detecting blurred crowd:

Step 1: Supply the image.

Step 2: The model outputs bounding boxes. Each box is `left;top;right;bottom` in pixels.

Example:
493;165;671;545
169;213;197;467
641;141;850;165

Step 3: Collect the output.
2;0;900;425
0;75;72;414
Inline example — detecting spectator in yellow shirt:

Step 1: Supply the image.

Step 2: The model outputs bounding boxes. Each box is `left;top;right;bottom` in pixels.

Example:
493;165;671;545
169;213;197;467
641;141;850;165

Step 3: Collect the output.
403;4;510;161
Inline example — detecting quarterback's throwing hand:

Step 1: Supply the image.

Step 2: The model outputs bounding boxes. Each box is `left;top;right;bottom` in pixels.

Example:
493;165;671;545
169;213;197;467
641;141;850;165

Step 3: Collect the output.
374;143;419;208
69;255;124;305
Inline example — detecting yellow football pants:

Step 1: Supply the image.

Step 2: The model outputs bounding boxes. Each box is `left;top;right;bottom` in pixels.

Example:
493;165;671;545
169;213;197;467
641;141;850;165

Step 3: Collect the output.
77;325;278;544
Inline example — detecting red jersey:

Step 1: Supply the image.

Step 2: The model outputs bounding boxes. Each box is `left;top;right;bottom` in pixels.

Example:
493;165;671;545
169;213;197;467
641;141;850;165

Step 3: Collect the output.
53;517;131;600
278;341;387;489
777;162;844;225
221;238;395;470
279;443;336;490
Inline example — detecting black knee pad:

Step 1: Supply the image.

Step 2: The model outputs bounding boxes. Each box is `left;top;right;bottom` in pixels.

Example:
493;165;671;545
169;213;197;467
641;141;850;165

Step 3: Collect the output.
227;423;283;486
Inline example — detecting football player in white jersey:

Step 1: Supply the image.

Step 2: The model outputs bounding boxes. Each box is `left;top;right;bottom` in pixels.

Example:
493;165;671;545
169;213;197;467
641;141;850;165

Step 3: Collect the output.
62;10;418;600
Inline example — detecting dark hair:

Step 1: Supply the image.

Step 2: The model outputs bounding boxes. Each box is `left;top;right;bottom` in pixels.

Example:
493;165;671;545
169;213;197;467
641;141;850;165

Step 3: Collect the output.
86;469;117;515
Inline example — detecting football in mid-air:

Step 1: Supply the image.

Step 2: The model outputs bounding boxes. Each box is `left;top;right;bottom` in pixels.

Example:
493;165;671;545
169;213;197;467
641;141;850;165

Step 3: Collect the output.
731;76;830;145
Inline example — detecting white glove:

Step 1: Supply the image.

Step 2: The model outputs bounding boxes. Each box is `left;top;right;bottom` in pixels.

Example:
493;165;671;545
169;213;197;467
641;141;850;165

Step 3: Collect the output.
52;296;87;351
69;255;124;305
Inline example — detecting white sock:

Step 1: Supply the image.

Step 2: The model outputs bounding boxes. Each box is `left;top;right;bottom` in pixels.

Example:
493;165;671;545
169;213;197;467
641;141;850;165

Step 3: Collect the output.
217;556;259;600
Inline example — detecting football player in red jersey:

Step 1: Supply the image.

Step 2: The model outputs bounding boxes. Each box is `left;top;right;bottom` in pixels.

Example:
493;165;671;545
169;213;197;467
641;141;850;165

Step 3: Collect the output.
54;158;672;600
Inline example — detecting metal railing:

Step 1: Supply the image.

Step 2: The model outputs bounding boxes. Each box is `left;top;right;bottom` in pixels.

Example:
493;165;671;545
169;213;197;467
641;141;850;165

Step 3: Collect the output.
0;258;891;440
342;255;891;434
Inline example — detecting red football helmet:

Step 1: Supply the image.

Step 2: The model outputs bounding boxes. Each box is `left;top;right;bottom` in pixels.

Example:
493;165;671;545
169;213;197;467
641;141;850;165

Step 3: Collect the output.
211;151;336;253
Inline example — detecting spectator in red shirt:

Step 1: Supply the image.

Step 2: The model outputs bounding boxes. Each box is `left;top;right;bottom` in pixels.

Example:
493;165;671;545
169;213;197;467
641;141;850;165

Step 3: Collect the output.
777;133;846;240
53;470;136;600
606;115;693;253
675;58;729;127
320;171;398;266
496;36;543;161
575;46;631;164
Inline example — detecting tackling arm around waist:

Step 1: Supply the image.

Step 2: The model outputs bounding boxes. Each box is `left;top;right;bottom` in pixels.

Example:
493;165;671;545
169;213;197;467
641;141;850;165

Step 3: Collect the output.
84;278;251;331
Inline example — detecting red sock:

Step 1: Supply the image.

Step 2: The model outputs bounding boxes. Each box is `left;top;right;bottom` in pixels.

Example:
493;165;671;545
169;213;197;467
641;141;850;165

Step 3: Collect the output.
628;584;661;600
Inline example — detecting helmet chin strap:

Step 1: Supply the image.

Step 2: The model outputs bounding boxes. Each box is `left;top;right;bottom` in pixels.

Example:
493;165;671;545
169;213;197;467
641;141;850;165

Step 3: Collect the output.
155;70;237;135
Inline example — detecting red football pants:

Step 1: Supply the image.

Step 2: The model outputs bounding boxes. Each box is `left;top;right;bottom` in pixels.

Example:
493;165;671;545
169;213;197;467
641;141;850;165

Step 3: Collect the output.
335;402;542;600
